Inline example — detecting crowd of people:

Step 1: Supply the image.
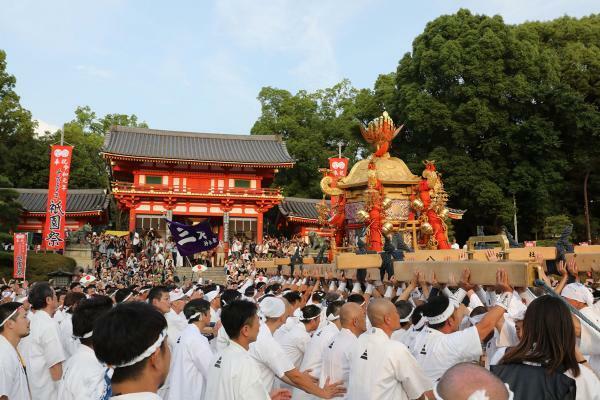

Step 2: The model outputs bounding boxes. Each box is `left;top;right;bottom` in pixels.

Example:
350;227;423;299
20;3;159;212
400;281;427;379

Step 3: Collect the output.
78;231;316;288
2;237;600;400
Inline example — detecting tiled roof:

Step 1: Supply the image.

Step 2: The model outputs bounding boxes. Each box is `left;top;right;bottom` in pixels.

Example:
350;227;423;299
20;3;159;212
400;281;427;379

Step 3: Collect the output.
11;189;110;213
102;126;295;166
278;197;329;221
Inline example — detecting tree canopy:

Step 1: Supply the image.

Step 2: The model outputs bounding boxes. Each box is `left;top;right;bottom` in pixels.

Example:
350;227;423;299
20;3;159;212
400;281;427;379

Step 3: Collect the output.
252;10;600;242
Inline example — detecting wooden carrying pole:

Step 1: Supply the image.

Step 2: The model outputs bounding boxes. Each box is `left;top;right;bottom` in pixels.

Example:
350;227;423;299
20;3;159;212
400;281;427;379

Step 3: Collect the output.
393;260;533;287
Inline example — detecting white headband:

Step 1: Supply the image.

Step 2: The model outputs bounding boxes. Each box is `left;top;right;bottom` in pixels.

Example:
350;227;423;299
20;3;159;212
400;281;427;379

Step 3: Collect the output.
327;313;340;322
399;307;415;323
73;331;93;340
187;312;203;322
121;293;133;303
111;328;167;368
426;302;455;325
0;307;20;327
300;313;320;322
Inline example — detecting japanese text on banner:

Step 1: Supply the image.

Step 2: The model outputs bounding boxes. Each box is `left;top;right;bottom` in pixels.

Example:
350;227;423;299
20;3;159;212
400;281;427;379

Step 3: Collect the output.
42;145;73;250
13;233;28;279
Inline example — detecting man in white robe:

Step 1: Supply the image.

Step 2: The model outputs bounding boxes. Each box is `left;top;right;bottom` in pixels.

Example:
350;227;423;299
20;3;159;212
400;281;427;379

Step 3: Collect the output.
0;302;31;400
412;268;513;383
249;298;346;398
348;299;432;400
205;300;290;400
167;299;213;400
19;283;65;400
320;302;366;400
293;301;344;400
57;296;113;400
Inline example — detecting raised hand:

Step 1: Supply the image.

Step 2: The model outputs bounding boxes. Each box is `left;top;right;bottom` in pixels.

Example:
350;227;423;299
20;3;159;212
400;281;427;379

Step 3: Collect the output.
416;271;426;287
409;271;419;288
430;271;439;288
448;272;458;288
567;258;578;277
536;264;551;288
495;268;513;293
459;268;474;291
486;249;500;262
534;254;545;269
556;260;566;276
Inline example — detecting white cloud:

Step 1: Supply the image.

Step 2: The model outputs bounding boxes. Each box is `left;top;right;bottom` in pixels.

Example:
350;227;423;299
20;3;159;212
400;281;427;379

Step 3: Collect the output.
213;0;370;89
34;119;60;137
75;64;113;79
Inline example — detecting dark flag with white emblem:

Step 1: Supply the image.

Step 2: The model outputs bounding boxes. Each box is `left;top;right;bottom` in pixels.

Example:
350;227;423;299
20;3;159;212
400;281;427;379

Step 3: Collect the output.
166;219;219;256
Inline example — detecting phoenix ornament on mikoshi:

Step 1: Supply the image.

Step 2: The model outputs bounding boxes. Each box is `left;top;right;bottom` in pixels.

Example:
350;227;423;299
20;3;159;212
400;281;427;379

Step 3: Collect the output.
359;111;403;157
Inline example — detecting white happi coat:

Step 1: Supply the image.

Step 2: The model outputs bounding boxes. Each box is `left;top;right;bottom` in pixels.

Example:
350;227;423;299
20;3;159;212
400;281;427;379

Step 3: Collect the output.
249;323;295;392
19;309;66;400
411;325;482;383
57;343;109;400
205;340;270;400
278;322;311;369
319;328;358;400
348;327;432;400
165;309;188;351
0;334;30;400
167;324;213;400
58;313;80;359
292;321;340;400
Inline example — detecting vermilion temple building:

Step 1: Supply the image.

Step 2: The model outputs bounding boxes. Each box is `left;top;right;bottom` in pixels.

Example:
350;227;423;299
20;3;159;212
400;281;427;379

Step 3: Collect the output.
13;188;110;235
102;126;295;242
273;197;329;238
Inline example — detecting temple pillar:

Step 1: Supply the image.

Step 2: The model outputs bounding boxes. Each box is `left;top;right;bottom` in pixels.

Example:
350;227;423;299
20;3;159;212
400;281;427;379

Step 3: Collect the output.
256;212;264;243
218;223;224;241
129;209;136;232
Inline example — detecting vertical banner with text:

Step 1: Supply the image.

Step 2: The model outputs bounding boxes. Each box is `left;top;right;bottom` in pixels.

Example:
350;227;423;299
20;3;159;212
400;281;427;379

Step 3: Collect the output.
328;157;349;209
42;145;73;250
13;233;28;279
329;157;349;178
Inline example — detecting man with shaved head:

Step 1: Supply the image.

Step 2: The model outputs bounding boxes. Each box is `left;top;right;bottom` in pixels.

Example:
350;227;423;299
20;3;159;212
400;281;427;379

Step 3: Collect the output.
436;362;510;400
348;299;432;400
319;302;367;399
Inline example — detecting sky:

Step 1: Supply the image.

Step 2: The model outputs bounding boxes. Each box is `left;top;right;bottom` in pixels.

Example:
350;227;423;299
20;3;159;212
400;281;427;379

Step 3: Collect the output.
1;0;598;136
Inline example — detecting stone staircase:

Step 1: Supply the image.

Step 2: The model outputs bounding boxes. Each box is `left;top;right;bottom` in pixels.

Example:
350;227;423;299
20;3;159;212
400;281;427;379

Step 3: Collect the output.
175;266;227;285
64;244;93;271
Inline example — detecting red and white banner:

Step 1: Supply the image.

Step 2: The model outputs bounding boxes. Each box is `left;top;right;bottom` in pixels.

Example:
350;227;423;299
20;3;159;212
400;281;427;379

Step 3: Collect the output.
524;241;537;247
42;145;73;250
13;233;28;279
329;157;349;178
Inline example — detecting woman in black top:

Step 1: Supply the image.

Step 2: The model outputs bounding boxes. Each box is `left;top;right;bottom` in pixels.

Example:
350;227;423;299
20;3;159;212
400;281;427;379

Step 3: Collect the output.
492;295;600;399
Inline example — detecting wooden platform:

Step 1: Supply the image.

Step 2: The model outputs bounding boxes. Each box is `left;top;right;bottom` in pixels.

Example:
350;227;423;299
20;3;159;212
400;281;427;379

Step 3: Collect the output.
566;253;600;271
393;260;533;286
403;247;557;262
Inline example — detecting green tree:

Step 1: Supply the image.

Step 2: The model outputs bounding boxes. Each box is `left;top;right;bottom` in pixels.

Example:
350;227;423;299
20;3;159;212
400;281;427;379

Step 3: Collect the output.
251;80;384;197
0;176;20;233
390;10;600;241
516;16;600;242
543;215;572;238
0;50;49;189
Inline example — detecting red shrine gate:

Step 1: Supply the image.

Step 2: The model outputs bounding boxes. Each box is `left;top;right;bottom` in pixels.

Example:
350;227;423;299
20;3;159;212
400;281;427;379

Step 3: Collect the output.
102;126;295;242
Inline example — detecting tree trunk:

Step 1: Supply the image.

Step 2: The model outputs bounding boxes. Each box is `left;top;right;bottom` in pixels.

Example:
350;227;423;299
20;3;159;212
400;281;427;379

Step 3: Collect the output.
584;170;592;244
